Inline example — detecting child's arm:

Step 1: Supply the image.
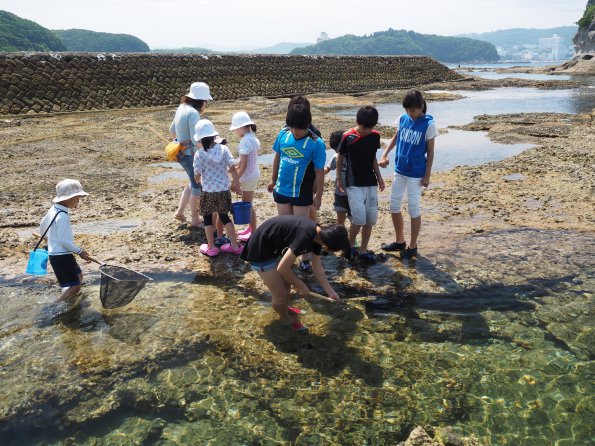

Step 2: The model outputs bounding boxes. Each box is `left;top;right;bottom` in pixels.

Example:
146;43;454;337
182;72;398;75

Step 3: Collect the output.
314;168;324;210
379;131;398;168
277;248;309;296
236;154;248;178
311;255;340;300
336;152;345;193
228;164;241;193
373;157;385;192
421;139;435;187
267;152;280;193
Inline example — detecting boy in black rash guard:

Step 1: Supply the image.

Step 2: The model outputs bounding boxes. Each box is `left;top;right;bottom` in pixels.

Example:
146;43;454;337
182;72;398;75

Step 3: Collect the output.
240;215;349;332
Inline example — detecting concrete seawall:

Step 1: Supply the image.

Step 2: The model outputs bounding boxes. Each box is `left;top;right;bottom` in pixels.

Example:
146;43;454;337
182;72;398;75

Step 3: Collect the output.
0;53;461;115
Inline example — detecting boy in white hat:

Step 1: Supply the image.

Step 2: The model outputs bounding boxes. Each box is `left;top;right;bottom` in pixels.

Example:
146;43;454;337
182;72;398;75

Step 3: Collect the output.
40;179;92;304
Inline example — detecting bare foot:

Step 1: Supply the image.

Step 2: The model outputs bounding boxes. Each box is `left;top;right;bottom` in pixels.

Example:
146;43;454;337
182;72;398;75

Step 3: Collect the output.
174;213;186;222
189;218;203;228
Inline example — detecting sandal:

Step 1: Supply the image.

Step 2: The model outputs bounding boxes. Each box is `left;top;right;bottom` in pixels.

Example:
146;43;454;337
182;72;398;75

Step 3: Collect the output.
358;250;377;265
199;243;219;257
287;319;308;333
221;243;243;255
238;231;252;242
382;241;406;252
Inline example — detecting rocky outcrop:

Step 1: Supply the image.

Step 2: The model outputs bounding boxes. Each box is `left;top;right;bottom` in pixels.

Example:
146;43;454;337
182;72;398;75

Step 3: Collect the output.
573;0;595;54
0;53;461;115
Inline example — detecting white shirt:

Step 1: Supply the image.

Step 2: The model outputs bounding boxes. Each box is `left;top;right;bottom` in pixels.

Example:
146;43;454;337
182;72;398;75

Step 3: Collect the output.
39;204;83;255
193;144;236;192
236;132;261;182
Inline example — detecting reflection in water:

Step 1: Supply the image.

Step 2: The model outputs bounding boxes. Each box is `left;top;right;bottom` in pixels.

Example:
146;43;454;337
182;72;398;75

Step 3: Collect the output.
0;229;592;445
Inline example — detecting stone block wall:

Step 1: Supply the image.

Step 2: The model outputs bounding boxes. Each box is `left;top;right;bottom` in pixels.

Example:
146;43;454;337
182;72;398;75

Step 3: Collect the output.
0;53;460;115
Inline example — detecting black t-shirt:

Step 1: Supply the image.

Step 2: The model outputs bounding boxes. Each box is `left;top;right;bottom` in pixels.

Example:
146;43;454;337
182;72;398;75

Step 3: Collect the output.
240;215;322;262
339;128;380;187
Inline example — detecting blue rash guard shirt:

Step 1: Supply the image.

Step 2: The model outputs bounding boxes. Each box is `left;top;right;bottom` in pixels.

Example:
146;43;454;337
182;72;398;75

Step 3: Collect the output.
272;128;326;198
395;114;435;178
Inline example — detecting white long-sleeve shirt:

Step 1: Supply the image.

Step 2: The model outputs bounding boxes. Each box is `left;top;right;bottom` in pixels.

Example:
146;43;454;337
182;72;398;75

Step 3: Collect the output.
39;204;83;256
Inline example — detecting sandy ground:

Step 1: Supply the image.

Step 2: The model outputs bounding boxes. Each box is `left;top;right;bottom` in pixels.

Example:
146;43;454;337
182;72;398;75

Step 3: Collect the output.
0;75;593;289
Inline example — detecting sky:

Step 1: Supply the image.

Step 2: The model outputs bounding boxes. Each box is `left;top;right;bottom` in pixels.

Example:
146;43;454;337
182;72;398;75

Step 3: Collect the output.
0;0;587;50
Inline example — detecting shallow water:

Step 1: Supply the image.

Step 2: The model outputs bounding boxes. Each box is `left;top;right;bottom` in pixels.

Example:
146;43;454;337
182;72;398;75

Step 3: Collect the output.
1;228;593;445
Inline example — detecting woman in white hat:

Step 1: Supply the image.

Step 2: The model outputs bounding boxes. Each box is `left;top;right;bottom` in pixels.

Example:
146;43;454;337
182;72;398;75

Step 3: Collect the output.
169;81;213;227
230;111;260;240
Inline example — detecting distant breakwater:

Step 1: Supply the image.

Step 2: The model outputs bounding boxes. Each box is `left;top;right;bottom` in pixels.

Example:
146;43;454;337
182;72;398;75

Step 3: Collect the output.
0;53;461;115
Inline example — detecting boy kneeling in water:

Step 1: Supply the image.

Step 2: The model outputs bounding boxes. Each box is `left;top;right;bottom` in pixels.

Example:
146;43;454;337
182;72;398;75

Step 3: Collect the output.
240;215;349;332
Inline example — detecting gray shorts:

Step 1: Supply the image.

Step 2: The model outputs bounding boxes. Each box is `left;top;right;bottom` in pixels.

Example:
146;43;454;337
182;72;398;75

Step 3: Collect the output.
346;186;378;226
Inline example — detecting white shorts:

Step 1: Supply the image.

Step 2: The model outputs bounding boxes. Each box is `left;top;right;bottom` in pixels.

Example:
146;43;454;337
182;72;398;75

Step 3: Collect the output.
240;175;260;192
346;186;378;226
390;173;422;218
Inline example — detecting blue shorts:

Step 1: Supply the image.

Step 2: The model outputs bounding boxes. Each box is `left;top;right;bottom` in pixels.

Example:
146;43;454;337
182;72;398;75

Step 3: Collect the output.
273;190;313;207
49;254;82;288
178;152;202;197
250;259;278;272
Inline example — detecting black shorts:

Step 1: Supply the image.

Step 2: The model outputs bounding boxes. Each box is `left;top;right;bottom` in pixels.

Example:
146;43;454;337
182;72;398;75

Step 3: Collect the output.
49;254;82;287
273;190;313;207
333;193;350;213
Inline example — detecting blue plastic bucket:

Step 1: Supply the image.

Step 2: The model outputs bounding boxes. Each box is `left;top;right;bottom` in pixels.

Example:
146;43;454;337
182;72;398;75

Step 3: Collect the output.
231;201;252;225
25;249;49;275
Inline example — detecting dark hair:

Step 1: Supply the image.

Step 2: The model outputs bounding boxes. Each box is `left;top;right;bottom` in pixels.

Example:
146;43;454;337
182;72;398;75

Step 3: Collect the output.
201;136;216;151
356;106;379;129
319;224;350;252
402;90;427;114
243;124;257;133
181;95;207;112
288;95;311;111
286;104;312;130
329;130;344;151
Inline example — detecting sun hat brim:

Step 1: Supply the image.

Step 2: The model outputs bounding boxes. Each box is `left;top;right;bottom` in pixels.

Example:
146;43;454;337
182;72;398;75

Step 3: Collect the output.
229;120;255;131
52;190;89;203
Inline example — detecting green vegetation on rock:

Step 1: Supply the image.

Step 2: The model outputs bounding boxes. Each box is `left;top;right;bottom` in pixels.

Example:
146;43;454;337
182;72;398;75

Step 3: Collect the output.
53;29;150;52
577;4;595;28
290;29;499;63
0;10;66;51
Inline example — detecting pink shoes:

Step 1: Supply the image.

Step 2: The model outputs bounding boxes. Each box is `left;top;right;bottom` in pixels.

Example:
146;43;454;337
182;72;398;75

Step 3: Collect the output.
237;227;251;236
238;231;252;242
200;244;219;257
221;243;243;255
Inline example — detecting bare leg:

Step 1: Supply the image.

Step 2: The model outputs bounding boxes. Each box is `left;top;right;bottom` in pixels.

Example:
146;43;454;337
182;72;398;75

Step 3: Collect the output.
56;272;83;303
360;225;373;252
189;194;202;226
204;223;216;249
258;269;293;323
349;223;361;247
175;186;191;221
214;213;225;238
391;212;406;244
410;216;421;249
224;221;239;249
242;191;256;232
336;211;347;226
276;203;293;216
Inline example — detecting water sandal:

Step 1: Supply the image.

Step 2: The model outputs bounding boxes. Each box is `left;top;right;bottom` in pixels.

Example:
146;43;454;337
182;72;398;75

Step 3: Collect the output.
402;247;418;259
343;247;359;259
288;306;307;316
200;244;219;257
358;251;377;265
238;231;252;242
221;243;243;255
215;236;231;246
298;260;312;271
287;319;308;333
237;227;251;236
382;241;406;252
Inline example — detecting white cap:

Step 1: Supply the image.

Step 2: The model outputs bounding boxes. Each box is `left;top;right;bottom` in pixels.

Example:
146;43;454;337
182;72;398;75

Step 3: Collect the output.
229;111;255;130
186;82;213;101
53;179;89;203
194;119;219;141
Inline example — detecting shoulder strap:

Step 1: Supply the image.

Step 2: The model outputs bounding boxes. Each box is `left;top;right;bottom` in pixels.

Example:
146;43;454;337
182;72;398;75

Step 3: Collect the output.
34;209;66;251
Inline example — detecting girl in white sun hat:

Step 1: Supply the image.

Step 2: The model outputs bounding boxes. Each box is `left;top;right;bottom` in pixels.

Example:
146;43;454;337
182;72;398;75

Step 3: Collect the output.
39;179;94;305
230;111;260;241
193;119;243;257
169;81;213;227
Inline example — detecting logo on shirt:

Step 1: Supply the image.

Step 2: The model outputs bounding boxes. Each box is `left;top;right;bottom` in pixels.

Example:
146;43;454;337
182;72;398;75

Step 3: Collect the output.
281;147;304;158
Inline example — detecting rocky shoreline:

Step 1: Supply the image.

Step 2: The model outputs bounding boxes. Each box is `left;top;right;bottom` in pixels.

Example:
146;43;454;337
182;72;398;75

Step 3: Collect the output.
0;75;593;445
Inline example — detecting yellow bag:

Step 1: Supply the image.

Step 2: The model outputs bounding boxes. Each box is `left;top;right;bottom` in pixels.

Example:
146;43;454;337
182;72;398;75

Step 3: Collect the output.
164;141;183;161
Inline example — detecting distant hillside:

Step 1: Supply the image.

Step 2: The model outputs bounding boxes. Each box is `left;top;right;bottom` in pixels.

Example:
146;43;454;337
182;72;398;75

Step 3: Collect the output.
290;29;499;63
152;47;214;54
459;27;578;47
0;10;66;51
248;42;312;54
53;29;150;52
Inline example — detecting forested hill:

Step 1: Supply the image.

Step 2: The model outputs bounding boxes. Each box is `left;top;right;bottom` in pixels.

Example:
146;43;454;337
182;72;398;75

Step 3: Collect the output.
0;10;66;51
290;29;499;63
53;29;150;52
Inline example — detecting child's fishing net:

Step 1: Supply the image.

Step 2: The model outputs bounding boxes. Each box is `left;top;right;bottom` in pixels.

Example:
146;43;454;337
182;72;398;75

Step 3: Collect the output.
99;265;153;309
